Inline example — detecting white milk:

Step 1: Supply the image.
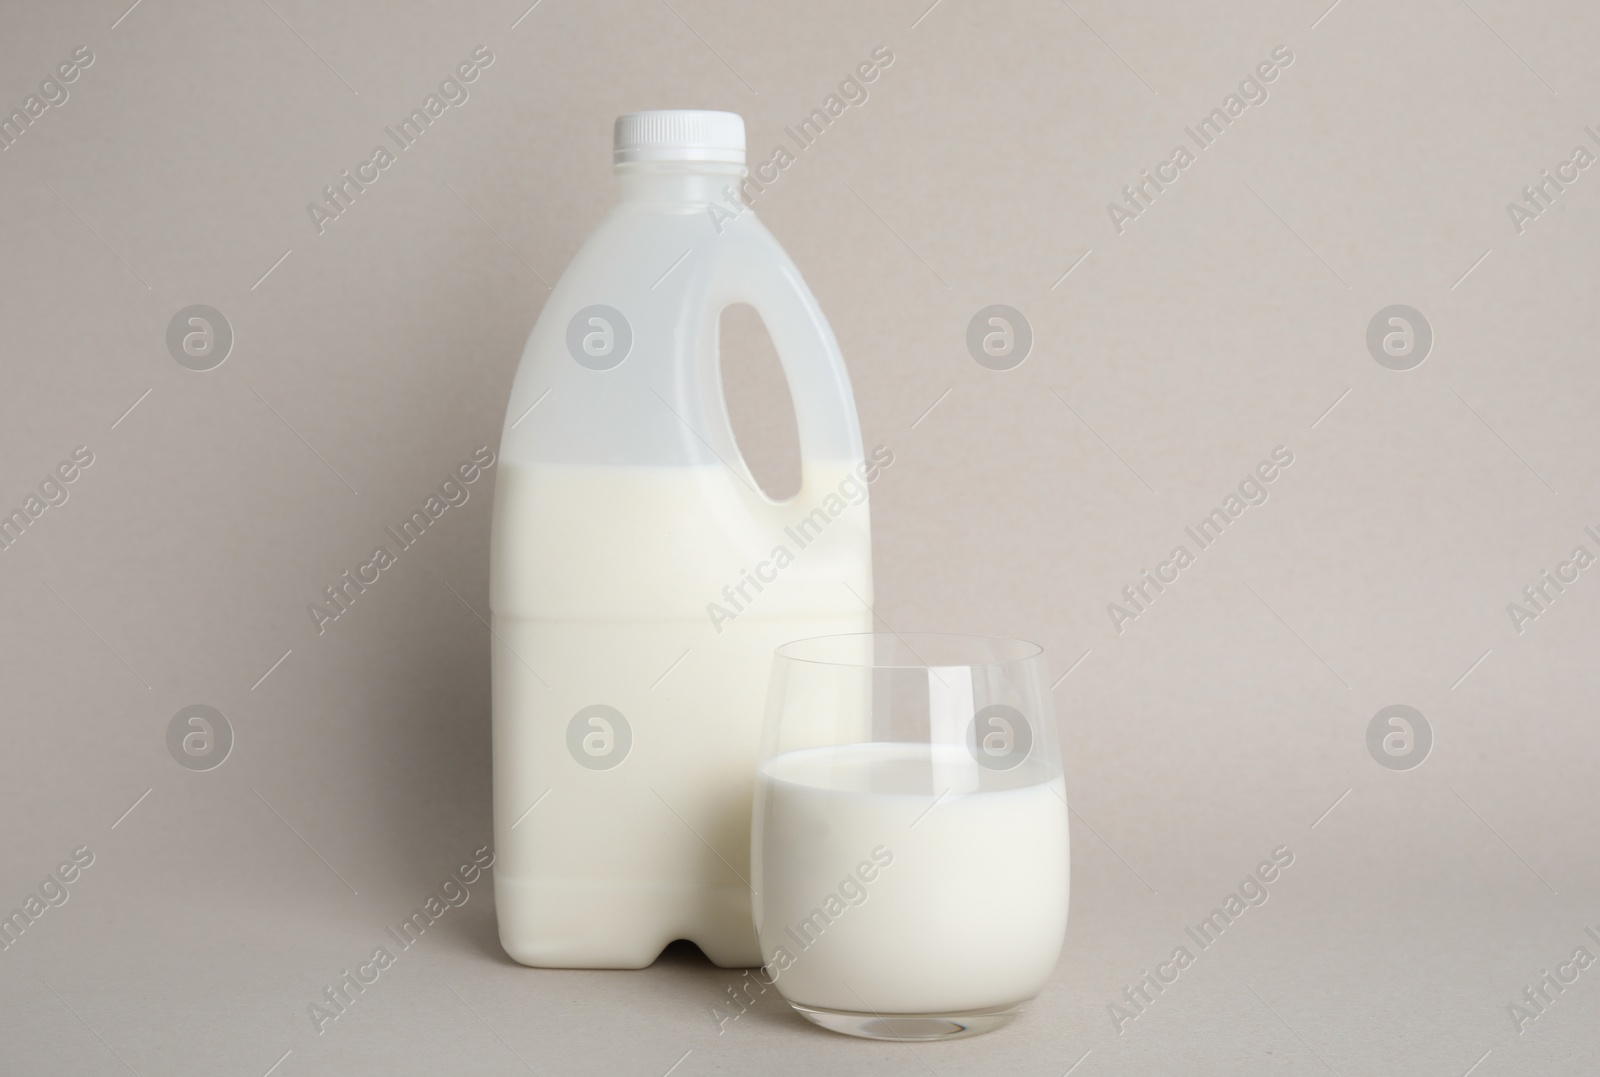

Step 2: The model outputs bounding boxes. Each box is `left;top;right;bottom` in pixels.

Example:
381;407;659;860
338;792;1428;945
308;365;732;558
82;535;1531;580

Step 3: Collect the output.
492;461;872;968
754;743;1069;1014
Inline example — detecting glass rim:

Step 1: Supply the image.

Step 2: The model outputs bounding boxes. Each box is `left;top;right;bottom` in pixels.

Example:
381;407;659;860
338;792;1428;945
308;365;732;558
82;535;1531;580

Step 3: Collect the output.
774;631;1044;669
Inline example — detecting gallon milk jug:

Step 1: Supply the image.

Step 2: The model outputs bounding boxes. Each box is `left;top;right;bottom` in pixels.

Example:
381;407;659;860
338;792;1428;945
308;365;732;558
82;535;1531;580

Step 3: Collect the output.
491;110;877;968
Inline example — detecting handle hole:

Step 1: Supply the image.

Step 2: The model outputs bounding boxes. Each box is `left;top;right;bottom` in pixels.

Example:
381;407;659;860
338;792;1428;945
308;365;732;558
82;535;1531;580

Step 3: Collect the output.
719;303;800;501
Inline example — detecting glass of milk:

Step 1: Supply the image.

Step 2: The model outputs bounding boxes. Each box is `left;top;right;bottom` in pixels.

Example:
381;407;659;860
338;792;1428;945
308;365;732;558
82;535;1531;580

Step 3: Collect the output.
751;632;1069;1040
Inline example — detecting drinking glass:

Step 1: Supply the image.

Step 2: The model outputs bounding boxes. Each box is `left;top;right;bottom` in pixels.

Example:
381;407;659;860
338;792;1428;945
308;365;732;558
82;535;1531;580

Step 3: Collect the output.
751;632;1069;1040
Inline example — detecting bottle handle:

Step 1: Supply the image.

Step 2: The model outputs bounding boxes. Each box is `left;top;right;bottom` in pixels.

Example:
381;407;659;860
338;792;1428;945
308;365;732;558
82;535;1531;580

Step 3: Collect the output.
704;236;865;502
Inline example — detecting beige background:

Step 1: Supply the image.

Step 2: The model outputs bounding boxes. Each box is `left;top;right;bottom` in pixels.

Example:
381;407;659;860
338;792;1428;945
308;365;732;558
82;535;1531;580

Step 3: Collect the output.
2;0;1598;1073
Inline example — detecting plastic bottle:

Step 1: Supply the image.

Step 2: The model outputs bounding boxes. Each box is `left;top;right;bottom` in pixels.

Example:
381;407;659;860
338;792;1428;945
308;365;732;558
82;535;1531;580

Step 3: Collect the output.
490;110;876;968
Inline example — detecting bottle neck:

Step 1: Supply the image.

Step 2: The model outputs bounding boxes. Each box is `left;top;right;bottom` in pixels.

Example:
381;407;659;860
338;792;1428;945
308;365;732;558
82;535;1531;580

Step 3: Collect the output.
615;161;747;206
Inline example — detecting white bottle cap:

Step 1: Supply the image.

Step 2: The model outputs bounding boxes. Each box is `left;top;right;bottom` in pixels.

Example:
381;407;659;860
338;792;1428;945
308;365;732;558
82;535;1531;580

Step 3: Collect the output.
613;110;745;165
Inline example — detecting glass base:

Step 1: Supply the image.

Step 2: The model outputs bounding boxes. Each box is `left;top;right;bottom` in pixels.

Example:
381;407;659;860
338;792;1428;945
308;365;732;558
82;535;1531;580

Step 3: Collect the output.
788;1000;1028;1041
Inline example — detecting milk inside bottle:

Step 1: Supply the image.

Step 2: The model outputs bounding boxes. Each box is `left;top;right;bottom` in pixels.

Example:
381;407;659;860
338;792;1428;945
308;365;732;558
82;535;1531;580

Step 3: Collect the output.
490;110;876;968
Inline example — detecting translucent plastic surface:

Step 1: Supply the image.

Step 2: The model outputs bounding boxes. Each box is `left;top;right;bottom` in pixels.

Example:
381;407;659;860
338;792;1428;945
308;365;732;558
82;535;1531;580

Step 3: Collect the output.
490;154;874;969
